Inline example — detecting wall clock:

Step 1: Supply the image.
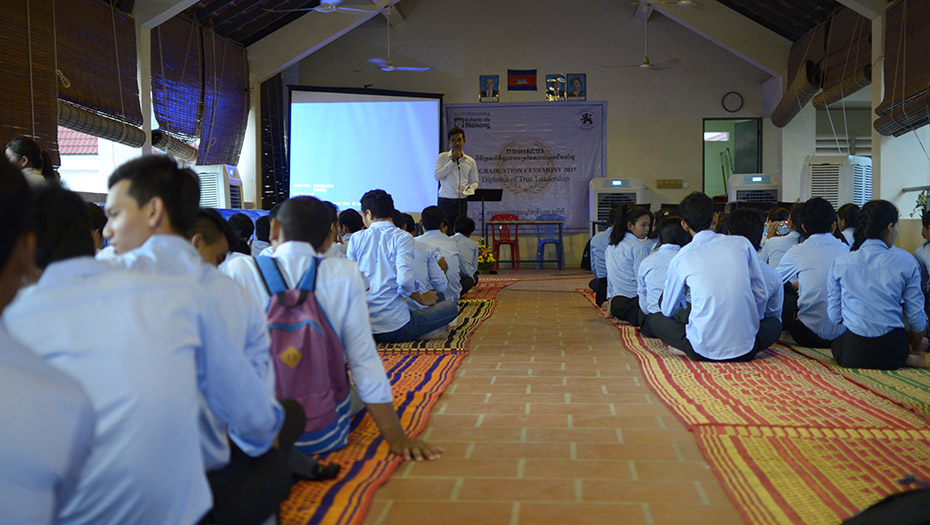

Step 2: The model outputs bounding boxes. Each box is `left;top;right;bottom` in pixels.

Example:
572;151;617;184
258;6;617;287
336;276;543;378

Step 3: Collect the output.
722;91;743;113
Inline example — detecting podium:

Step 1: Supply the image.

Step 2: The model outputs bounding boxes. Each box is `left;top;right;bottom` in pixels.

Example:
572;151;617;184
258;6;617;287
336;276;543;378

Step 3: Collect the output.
467;188;503;243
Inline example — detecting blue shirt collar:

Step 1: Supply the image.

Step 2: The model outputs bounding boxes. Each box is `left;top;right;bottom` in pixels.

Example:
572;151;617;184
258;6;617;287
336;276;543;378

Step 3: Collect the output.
39;256;110;287
861;238;890;250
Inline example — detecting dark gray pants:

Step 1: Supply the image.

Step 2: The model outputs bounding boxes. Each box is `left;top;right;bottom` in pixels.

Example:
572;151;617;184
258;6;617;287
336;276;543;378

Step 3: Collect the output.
649;306;782;362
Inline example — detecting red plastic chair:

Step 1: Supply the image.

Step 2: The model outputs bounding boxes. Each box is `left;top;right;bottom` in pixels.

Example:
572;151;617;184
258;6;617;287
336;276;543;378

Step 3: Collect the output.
490;213;520;269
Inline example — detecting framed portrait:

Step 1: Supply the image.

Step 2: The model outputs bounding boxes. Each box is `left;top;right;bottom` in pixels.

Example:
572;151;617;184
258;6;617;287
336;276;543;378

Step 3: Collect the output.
566;74;586;100
479;75;499;102
546;74;566;101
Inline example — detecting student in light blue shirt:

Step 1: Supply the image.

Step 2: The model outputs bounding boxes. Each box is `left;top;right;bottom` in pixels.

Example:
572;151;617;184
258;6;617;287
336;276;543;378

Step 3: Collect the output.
453;215;480;295
652;192;780;362
777;198;849;348
0;164;95;525
348;190;458;343
7;185;271;524
606;206;653;325
637;216;690;338
836;203;859;247
727;207;784;325
417;205;469;303
225;196;443;462
912;210;930;301
827;200;929;369
759;203;803;267
100;155;296;523
393;211;448;311
589;205;619;306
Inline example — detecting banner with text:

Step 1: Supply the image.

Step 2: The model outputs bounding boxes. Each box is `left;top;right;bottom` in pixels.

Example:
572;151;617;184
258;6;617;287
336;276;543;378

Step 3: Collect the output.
445;102;605;232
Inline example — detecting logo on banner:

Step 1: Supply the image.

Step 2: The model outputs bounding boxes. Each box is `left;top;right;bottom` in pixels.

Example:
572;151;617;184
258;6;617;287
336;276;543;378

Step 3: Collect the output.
577;110;596;130
494;137;556;198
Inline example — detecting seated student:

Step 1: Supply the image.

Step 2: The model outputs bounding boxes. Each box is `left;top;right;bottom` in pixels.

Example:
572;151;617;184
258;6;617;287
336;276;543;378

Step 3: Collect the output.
589;205;620;307
651;192;780;362
827;200;929;369
605;205;653;325
85;202;107;253
836;203;860;246
452;216;479;295
257;203;284;256
251;215;271;257
776;197;849;348
227;213;254;255
727;207;784;330
393;210;448;311
0;162;95;524
347;190;458;343
417;205;469;303
192;209;239;267
912;210;930;305
760;203;803;267
225;196;443;461
636;216;690;338
5;185;291;524
100;156;294;522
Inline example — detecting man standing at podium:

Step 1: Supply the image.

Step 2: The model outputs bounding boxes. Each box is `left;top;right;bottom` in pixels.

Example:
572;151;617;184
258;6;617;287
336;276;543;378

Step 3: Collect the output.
435;127;478;234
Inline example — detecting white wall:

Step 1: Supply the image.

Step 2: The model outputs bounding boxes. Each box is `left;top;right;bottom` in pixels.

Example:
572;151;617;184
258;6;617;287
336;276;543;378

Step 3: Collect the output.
294;0;773;206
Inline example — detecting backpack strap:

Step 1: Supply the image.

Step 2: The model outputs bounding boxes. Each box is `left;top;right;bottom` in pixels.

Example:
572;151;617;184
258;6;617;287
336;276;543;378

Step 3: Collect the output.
255;256;289;296
296;256;322;293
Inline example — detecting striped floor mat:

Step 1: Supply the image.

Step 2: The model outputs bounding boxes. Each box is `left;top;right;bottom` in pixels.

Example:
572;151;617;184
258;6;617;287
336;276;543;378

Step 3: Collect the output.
789;344;930;422
377;299;495;354
280;353;464;525
697;425;930;524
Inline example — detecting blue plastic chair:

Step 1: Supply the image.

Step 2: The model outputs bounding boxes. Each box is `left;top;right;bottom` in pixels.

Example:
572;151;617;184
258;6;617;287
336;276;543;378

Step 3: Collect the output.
535;213;565;269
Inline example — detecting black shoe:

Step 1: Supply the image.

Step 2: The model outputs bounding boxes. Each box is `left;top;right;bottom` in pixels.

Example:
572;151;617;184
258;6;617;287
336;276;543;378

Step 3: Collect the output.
288;449;341;481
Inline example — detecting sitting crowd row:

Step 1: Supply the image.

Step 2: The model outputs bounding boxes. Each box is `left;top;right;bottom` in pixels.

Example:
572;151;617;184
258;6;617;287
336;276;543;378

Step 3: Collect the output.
588;192;929;370
0;153;496;524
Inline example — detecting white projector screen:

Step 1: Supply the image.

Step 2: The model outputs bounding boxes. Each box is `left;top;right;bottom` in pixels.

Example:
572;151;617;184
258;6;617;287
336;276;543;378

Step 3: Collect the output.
289;88;442;212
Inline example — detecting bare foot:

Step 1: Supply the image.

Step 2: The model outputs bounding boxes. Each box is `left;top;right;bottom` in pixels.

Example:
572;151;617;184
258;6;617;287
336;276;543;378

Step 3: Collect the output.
665;345;686;357
906;353;930;369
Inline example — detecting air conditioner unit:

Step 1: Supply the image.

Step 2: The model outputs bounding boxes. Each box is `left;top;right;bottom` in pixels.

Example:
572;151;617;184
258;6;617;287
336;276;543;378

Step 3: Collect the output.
800;155;872;208
192;164;243;209
728;174;780;203
589;178;646;231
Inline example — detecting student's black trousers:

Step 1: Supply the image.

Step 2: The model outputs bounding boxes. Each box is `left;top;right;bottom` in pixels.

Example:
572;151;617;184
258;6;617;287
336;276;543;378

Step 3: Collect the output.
649;306;783;362
610;295;644;326
831;328;910;370
202;399;305;525
782;283;833;348
588;277;608;306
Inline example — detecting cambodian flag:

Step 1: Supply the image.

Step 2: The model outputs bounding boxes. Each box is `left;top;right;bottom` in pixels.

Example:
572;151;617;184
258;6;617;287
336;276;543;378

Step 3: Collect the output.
507;69;537;91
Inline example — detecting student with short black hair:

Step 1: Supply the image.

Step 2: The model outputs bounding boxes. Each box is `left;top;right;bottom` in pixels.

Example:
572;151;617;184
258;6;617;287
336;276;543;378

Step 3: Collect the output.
0;162;95;524
257;203;285;257
452;215;479;295
651;192;779;362
393;209;450;333
225;196;443;461
836;203;860;246
760;202;803;267
348;190;458;343
776;197;848;348
227;213;254;255
727;207;784;330
85;201;108;253
339;209;364;242
418;205;469;303
589;205;621;307
252;215;272;256
605;206;653;324
191;208;239;267
828;200;929;369
637;216;690;338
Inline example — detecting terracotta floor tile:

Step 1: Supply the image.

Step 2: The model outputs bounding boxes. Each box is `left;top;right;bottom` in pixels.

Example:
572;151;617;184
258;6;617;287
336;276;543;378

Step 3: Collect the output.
425;414;481;428
481;414;569;428
621;428;696;445
581;480;703;504
522;459;634;480
522;427;620;443
634;461;717;482
518;502;647;525
528;403;613;416
471;441;573;459
451;383;532;394
576;443;679;461
572;414;663;429
402;457;521;479
425;426;522;442
698;480;734;505
493;376;567;385
487;393;567;404
457;478;575;502
423;441;473;459
648;504;744;524
439;402;526;415
361;500;389;525
378;501;514;525
373;478;458;501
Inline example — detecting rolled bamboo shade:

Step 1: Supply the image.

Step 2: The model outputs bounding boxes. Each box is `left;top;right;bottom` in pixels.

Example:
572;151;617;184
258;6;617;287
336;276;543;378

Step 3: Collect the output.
0;0;60;166
151;16;202;142
56;0;143;129
875;0;930;136
151;130;198;162
58;102;145;147
198;27;250;166
772;61;821;128
812;7;871;109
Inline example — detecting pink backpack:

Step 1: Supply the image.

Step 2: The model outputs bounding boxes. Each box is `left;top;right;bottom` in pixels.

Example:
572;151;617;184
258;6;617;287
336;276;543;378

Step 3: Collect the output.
256;256;352;454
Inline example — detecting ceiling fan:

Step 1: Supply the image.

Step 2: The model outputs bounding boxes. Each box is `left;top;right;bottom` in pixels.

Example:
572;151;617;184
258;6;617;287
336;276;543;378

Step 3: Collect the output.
357;8;431;72
598;6;677;71
262;1;377;14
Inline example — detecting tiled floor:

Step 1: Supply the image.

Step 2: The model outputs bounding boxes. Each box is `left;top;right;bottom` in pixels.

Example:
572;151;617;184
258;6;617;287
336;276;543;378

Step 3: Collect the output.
364;270;743;525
